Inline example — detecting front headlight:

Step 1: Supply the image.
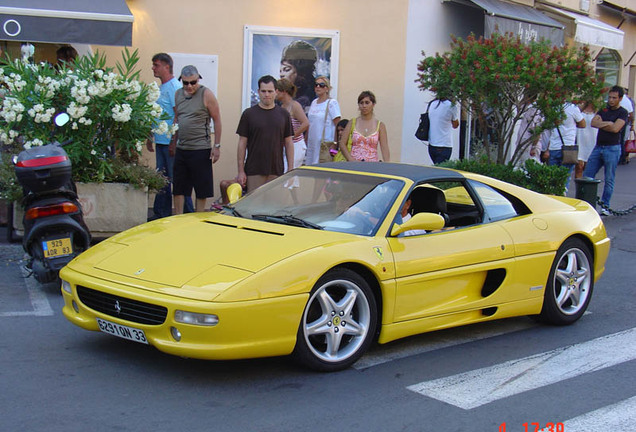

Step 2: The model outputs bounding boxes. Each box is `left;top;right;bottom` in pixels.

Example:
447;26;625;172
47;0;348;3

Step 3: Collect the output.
61;279;72;294
174;310;219;326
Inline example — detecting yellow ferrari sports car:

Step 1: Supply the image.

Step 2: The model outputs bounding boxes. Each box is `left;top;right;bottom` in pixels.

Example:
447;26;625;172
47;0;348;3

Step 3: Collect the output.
60;162;610;371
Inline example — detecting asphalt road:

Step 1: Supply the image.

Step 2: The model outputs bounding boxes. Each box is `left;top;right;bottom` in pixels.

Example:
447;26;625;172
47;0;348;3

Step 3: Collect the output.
1;170;636;431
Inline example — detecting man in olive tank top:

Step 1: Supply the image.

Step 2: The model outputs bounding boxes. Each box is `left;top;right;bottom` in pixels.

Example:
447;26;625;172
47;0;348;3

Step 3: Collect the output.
170;65;223;213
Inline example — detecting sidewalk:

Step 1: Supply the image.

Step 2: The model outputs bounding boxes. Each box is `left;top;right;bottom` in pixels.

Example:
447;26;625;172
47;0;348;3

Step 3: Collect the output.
567;158;636;214
576;160;636;250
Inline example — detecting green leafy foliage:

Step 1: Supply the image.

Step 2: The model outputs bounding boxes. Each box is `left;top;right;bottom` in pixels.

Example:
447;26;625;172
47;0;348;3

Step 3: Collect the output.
0;48;169;198
440;157;570;196
417;33;604;165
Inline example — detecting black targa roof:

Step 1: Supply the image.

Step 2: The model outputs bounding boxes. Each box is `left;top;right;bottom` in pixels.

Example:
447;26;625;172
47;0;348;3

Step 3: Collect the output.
304;162;466;184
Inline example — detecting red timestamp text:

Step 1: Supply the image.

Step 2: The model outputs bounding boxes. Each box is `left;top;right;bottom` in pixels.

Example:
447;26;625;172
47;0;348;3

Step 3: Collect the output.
498;422;565;432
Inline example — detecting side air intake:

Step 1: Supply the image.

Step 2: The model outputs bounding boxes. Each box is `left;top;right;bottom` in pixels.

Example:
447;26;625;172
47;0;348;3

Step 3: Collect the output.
481;268;506;297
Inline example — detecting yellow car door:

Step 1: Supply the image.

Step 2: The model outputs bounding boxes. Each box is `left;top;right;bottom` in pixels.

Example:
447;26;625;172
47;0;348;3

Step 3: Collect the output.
388;223;515;322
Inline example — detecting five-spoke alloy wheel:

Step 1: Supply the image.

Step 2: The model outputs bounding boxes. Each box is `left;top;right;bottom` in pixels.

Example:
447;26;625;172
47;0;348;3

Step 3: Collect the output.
293;268;377;371
539;238;594;325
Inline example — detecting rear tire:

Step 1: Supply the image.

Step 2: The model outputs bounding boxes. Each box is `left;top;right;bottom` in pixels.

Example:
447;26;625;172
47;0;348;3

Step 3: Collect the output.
539;238;594;325
293;268;377;372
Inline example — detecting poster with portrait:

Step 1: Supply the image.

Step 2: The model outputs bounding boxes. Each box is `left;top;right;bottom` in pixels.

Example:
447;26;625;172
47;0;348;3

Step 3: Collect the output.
242;26;340;112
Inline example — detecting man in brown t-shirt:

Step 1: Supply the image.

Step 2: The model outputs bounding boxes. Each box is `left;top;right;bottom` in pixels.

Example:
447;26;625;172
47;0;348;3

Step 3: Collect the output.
236;75;293;192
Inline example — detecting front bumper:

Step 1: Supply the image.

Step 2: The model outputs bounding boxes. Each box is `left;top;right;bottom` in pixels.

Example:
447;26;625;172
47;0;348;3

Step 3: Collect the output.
60;267;308;360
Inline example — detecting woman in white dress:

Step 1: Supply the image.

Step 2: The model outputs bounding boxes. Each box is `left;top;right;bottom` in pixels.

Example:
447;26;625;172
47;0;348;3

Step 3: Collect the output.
306;76;341;165
576;101;599;178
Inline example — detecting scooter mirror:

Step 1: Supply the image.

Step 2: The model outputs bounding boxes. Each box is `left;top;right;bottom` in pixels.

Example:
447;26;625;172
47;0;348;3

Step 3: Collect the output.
55;113;70;127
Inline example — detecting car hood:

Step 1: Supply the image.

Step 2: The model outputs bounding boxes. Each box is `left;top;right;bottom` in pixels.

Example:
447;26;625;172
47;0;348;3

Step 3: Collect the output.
79;213;350;290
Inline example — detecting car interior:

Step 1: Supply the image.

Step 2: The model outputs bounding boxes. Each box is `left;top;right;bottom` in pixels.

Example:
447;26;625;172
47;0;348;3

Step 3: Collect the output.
408;182;482;229
406;179;532;232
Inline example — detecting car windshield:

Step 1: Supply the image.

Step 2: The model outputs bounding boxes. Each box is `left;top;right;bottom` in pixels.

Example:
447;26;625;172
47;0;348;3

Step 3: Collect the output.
226;169;404;236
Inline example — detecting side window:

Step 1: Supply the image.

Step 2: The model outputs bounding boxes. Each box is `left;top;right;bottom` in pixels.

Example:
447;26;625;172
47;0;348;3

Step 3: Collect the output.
468;180;519;222
410;181;482;228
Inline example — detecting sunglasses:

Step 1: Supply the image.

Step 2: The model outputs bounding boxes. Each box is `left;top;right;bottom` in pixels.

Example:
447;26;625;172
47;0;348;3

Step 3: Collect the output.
315;82;327;88
182;80;198;86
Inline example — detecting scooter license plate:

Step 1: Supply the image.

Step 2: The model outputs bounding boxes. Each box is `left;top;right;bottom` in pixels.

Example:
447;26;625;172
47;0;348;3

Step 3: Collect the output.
42;237;73;258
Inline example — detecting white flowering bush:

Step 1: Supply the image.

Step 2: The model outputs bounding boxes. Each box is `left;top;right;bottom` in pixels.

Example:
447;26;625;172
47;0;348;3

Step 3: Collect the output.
0;48;171;200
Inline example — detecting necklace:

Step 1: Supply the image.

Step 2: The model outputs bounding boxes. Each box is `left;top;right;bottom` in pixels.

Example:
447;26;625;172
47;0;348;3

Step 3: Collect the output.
360;115;374;134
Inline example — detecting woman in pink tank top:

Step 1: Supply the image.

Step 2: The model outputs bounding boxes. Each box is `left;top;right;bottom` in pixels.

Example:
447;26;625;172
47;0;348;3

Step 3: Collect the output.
338;90;390;162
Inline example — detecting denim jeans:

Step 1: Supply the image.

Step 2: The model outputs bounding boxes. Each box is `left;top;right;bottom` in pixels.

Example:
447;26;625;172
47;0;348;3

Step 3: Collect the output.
583;144;621;207
428;145;452;165
547;149;575;193
153;144;193;218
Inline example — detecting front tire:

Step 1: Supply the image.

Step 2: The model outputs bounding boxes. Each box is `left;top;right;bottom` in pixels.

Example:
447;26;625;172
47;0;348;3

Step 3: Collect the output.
539;238;594;325
293;268;377;372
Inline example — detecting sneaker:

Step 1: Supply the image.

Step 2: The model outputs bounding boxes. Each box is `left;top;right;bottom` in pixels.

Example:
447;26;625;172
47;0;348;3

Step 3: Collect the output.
598;207;610;216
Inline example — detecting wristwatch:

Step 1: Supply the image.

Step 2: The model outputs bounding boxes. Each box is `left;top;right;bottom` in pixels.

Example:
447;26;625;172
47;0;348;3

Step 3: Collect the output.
213;143;221;149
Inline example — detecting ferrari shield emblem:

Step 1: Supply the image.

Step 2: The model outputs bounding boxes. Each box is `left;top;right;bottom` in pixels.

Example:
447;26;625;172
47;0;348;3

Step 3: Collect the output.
373;246;384;261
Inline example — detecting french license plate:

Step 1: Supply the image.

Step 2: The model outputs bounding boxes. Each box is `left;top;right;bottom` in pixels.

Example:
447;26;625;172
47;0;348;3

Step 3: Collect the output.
42;237;73;259
96;318;148;345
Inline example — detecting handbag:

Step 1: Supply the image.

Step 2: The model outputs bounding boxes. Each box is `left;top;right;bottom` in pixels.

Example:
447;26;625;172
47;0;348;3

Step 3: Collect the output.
625;130;636;153
415;101;433;141
333;118;356;162
557;127;578;165
319;99;336;163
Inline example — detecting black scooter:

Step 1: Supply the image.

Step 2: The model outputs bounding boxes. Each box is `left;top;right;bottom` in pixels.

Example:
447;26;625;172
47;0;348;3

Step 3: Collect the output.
13;113;90;283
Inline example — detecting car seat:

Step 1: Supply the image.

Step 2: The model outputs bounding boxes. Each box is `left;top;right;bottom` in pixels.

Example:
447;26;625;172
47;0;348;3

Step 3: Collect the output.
409;185;450;226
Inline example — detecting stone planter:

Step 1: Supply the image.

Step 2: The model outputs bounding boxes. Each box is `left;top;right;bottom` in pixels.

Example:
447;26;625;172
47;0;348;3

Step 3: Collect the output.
12;182;149;239
76;182;148;238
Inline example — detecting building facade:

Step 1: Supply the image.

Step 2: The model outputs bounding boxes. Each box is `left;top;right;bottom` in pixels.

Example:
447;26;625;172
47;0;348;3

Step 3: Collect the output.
1;0;634;185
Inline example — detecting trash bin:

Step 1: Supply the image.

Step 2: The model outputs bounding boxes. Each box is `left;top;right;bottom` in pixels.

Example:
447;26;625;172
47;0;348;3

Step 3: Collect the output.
574;177;601;208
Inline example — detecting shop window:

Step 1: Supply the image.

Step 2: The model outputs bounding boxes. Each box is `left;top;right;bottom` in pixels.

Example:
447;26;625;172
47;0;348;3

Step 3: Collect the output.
596;49;621;88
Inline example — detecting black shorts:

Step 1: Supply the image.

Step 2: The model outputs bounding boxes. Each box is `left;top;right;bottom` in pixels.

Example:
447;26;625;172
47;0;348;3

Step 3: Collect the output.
173;148;214;198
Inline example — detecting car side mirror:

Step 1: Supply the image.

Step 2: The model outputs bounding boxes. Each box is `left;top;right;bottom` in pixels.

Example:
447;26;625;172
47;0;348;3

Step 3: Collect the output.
391;212;445;237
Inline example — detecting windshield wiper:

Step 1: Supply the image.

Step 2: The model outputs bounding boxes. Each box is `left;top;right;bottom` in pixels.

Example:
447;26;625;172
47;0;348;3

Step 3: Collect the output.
222;204;242;217
251;214;323;230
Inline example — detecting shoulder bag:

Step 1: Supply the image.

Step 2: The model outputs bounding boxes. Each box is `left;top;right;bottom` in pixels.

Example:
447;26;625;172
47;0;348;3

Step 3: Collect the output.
415;100;433;141
319;99;336;163
333;118;356;162
625;130;636;153
557;127;578;165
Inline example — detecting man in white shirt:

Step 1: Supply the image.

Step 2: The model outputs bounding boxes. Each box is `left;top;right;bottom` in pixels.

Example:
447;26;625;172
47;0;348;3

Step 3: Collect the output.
426;98;459;164
546;103;585;172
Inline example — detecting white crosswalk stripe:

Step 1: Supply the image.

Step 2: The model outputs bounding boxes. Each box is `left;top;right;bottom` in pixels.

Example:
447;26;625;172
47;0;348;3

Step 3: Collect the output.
407;327;636;410
562;396;636;432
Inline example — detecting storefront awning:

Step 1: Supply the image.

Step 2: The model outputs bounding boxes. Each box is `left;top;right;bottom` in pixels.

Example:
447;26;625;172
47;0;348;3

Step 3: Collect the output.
0;0;133;46
541;5;624;50
445;0;565;45
599;0;636;17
